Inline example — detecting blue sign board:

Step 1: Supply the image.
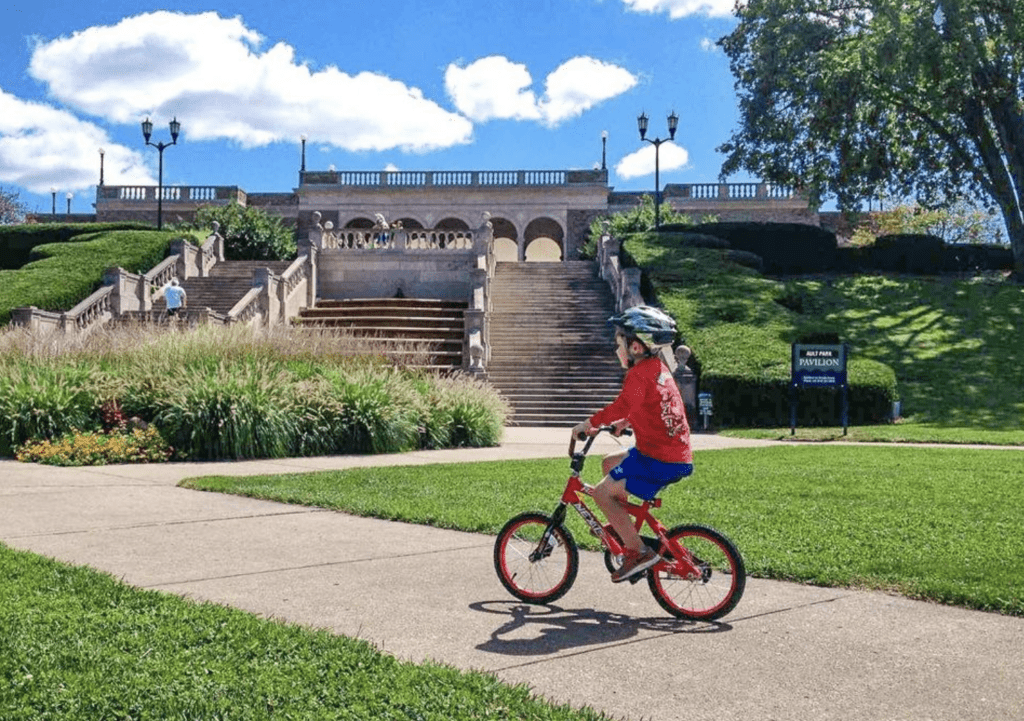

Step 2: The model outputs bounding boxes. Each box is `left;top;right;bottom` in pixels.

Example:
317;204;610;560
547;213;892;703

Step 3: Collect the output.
791;344;847;388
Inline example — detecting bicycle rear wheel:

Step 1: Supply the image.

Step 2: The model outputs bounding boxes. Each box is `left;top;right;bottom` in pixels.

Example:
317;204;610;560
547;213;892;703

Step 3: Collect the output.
494;512;579;604
648;524;746;621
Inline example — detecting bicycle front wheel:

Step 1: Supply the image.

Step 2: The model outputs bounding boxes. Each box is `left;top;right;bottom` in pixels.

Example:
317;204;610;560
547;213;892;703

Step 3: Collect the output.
494;512;579;604
648;524;746;621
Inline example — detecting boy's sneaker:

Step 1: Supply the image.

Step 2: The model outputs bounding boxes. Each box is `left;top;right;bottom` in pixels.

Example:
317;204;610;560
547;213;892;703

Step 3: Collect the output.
611;548;660;583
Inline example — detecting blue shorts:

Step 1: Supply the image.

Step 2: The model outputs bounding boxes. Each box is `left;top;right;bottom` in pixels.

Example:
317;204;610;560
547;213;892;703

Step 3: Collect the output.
609;447;693;501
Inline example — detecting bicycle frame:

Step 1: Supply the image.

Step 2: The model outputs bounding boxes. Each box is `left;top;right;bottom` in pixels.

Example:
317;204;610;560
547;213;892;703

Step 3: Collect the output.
534;432;705;582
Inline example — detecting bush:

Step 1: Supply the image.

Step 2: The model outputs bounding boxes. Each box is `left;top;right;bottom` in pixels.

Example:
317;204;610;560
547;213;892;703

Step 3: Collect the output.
15;427;173;466
181;203;296;261
0;362;100;456
0;223;153;270
871;234;946;273
685;222;838;274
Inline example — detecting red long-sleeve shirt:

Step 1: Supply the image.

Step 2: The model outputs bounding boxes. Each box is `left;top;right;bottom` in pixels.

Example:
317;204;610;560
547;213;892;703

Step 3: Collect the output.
589;356;692;464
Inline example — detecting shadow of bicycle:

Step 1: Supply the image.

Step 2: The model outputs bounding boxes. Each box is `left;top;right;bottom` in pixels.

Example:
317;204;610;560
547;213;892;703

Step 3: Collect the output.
470;600;731;657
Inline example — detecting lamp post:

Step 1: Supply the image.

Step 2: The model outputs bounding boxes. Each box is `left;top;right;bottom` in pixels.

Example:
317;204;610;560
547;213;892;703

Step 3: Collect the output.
51;187;56;217
637;110;678;231
601;130;608;171
66;192;73;216
300;134;307;174
141;117;181;230
99;148;105;186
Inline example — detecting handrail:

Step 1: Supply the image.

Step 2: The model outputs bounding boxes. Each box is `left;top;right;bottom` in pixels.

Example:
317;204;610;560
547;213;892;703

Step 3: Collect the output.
228;287;263;325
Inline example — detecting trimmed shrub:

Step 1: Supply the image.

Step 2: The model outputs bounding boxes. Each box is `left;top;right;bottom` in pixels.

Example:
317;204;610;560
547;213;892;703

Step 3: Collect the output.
685;222;838;274
0;223;152;270
0;229;178;326
871;234;946;273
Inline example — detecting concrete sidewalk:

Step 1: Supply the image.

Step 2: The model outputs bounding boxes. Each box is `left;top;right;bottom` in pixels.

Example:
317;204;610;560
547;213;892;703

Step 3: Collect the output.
1;429;1022;721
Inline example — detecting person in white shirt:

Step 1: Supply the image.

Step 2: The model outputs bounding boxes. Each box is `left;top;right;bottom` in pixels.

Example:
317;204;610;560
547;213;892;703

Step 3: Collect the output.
164;278;187;317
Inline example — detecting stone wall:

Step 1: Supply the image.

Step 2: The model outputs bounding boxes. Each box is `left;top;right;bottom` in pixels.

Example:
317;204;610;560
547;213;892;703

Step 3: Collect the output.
317;251;478;301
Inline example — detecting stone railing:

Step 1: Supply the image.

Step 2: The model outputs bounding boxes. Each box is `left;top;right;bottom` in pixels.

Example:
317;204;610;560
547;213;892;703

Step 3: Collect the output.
465;215;496;372
664;182;798;201
300;168;606;188
98;185;246;204
311;214;480;253
596;230;644;313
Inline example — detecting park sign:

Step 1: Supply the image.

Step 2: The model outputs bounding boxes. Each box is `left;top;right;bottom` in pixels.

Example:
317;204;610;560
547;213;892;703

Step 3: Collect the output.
791;344;847;387
790;343;849;435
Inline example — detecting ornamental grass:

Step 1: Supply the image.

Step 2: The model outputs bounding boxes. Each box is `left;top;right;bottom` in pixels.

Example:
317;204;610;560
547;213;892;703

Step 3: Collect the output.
0;323;510;461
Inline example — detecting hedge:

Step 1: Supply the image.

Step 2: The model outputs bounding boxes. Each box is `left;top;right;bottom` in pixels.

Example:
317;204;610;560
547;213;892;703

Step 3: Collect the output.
662;222;838;274
0;223;152;270
0;230;177;326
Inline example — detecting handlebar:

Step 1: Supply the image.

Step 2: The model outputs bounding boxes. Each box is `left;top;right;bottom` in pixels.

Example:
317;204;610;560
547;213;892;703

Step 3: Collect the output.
569;425;632;458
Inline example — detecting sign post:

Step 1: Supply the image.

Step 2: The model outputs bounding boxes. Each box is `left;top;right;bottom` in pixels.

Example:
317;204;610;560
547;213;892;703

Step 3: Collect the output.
697;392;713;431
790;344;849;436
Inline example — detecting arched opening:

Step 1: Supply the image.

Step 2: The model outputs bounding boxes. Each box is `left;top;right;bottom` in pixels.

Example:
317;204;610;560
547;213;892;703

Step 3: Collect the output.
525;238;562;262
345;217;374;229
494;238;518;262
524;217;565;262
394;217;424;229
490;217;519;262
436;217;470;230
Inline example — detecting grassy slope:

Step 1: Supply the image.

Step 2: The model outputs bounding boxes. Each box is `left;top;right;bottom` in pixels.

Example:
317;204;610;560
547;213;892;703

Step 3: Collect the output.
623;232;1023;439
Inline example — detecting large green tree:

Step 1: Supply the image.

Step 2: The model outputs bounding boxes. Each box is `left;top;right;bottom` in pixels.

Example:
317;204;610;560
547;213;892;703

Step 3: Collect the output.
718;0;1024;278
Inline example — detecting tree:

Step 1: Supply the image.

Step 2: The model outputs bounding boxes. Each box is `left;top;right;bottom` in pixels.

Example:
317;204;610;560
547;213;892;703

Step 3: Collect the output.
185;202;296;261
0;186;28;225
718;0;1024;279
583;195;717;256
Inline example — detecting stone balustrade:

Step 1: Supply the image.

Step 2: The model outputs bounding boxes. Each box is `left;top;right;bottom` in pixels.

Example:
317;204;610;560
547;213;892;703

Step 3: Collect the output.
596;230;644;314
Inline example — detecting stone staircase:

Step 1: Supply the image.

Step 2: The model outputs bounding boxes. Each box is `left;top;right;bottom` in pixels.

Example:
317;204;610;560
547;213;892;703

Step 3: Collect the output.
293;298;467;371
153;260;294;316
487;261;623;427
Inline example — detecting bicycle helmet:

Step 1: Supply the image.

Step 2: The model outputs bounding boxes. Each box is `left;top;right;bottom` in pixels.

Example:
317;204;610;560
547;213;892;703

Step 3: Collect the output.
608;305;679;370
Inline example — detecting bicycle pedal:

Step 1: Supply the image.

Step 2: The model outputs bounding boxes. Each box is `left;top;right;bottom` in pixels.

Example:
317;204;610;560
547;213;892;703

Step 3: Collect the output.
627;571;646;585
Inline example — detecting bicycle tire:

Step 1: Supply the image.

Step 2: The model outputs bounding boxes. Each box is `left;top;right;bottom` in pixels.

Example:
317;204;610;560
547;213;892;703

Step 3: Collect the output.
494;512;579;604
648;524;746;621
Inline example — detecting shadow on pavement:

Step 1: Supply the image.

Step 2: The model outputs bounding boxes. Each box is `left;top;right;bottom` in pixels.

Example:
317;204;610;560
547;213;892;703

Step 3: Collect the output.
470;600;730;658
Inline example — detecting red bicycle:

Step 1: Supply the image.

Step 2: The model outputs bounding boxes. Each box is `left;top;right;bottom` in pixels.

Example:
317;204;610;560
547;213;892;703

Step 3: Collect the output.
493;427;745;621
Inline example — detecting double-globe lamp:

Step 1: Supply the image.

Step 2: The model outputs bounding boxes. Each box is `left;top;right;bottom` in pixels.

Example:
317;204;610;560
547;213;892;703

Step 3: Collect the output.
141;117;181;230
637;110;678;231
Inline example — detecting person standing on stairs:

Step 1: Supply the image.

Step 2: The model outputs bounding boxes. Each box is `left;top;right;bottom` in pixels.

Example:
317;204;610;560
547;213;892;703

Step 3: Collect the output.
164;278;187;318
572;305;693;583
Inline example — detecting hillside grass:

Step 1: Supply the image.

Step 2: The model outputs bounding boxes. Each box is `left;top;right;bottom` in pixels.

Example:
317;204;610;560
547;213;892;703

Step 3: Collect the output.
183;444;1024;616
623;232;1024;439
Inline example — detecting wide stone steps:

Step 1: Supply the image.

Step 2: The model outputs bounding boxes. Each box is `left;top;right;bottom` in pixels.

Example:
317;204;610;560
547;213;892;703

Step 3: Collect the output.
295;298;468;370
152;260;295;316
486;261;623;427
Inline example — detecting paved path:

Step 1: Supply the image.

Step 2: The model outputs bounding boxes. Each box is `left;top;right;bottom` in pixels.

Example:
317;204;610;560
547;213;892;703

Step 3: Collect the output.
2;430;1022;721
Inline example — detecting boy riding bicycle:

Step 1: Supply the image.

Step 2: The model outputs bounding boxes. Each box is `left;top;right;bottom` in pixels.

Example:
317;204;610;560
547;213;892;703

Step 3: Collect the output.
573;305;693;583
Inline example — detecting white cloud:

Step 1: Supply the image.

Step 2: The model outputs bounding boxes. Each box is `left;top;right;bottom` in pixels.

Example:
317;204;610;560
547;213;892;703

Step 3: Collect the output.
700;37;719;52
621;0;736;20
0;87;153;193
615;142;690;180
28;11;473;153
538;57;638;126
446;55;636;127
445;56;540;122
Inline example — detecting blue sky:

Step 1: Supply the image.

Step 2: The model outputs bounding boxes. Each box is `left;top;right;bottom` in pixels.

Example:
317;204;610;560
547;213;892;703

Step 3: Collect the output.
1;0;747;215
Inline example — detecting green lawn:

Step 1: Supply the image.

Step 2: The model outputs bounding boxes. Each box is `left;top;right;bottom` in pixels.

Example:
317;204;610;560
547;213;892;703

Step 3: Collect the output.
0;543;610;721
182;445;1024;616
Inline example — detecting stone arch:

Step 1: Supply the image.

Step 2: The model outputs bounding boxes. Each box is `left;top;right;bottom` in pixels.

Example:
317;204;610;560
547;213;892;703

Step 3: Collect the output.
344;217;374;229
394;217;424;229
490;216;519;262
524;217;565;262
436;217;470;231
